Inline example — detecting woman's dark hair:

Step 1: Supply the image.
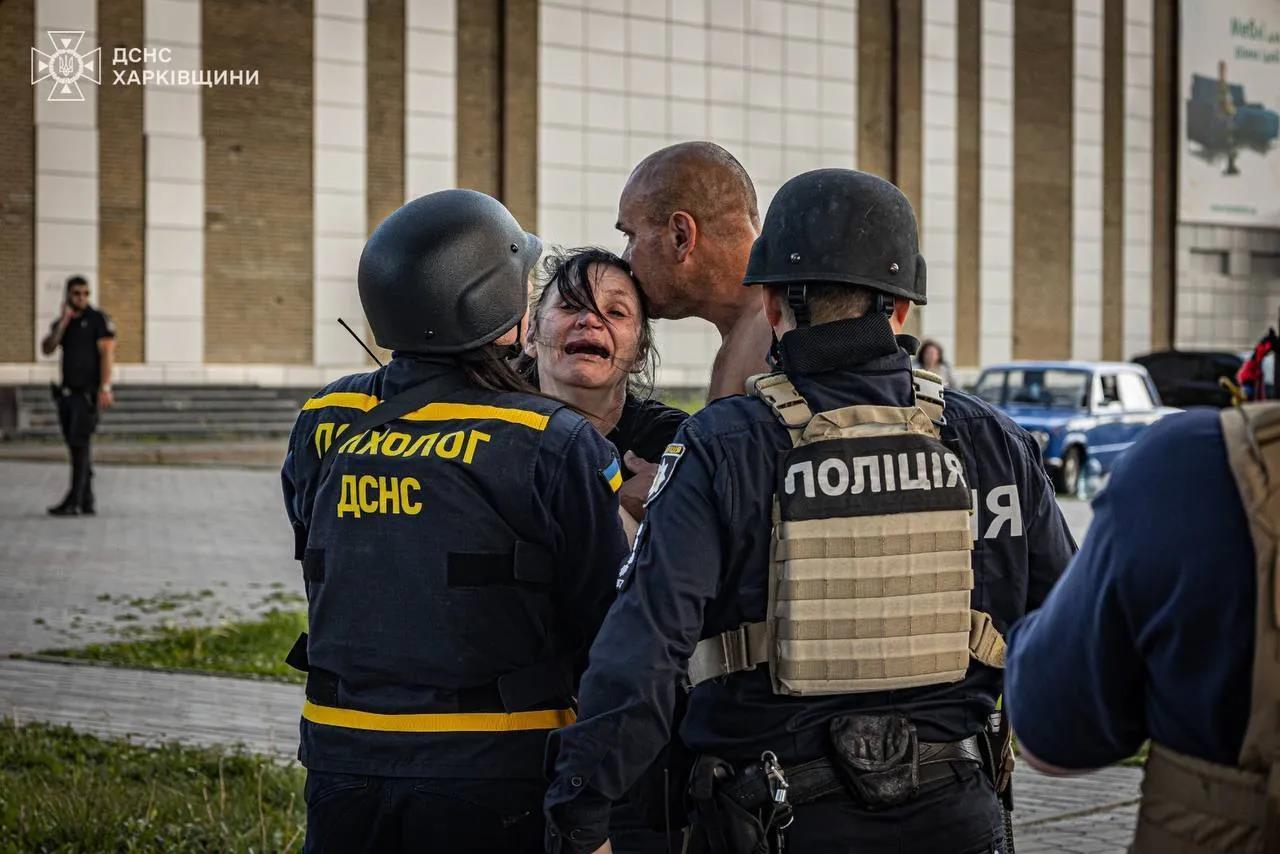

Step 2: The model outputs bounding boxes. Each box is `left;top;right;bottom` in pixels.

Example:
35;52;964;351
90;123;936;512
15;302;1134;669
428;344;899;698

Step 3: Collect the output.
918;338;945;363
513;247;659;397
461;344;539;395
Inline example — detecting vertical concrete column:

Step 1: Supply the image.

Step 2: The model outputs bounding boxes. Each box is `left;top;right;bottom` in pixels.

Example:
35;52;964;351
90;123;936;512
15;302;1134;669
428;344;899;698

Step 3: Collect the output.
312;0;367;367
144;0;203;364
919;0;957;357
456;0;500;197
1149;0;1175;350
953;0;980;369
405;0;456;200
978;0;1013;366
34;0;100;362
1072;0;1105;360
895;0;923;339
0;0;35;362
502;0;539;230
1123;0;1154;358
1101;0;1125;360
203;0;313;365
857;0;893;179
1013;0;1073;359
98;0;145;363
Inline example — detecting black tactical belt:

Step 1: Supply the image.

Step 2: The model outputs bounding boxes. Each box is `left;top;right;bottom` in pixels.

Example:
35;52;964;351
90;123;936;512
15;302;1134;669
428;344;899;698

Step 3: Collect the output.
719;735;983;812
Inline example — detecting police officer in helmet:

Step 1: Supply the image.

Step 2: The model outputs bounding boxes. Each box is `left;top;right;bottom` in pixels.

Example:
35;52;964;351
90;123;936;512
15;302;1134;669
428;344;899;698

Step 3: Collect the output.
282;189;629;853
544;170;1076;853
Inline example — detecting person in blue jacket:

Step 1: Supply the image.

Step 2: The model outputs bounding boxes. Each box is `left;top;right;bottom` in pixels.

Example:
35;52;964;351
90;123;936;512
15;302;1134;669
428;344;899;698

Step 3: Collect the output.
1004;408;1257;842
543;170;1076;854
282;190;629;854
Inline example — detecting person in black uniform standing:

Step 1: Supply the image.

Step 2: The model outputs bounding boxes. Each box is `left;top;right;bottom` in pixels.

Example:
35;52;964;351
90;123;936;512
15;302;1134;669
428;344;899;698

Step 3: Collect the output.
41;275;116;516
281;190;630;854
544;170;1076;854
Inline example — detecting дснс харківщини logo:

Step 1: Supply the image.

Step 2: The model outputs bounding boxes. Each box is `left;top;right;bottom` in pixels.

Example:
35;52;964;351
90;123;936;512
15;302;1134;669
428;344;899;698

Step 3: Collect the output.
31;31;101;102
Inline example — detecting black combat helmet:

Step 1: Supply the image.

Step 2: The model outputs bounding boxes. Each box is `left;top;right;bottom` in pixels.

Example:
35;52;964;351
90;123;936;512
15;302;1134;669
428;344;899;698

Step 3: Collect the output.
358;189;542;354
742;169;926;305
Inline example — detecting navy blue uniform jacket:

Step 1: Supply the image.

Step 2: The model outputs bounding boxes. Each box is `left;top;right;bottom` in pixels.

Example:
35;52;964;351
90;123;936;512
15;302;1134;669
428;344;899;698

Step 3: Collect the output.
282;355;628;779
545;329;1076;847
1006;409;1255;769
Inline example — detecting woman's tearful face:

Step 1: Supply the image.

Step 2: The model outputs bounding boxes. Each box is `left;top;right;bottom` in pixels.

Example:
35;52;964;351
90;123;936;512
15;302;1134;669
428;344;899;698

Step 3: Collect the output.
533;264;643;391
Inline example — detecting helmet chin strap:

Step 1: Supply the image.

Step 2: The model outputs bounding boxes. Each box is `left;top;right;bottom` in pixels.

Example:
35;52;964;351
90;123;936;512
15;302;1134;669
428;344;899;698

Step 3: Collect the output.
786;284;810;328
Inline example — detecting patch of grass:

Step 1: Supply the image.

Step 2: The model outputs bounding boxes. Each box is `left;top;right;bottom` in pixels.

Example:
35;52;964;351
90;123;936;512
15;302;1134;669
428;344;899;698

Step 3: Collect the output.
1118;741;1150;767
0;719;305;852
42;609;308;684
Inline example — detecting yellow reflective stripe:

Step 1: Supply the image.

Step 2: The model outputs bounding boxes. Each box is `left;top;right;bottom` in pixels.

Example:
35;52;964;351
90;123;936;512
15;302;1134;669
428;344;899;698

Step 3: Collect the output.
300;395;549;431
302;392;379;412
402;403;549;431
301;700;575;733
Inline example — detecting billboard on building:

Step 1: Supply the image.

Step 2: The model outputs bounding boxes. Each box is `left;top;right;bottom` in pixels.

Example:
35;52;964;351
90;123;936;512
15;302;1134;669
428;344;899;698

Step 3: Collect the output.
1180;1;1280;226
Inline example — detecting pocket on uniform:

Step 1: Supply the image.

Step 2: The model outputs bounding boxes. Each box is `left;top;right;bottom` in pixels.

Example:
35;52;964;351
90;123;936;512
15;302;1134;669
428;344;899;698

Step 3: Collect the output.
304;771;370;808
411;779;542;828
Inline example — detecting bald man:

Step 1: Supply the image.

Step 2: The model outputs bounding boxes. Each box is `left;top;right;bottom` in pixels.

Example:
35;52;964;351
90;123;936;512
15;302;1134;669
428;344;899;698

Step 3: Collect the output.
616;142;772;401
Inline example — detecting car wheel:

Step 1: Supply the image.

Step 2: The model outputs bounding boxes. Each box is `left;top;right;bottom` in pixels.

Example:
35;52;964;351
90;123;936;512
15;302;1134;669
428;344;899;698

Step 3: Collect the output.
1054;446;1083;495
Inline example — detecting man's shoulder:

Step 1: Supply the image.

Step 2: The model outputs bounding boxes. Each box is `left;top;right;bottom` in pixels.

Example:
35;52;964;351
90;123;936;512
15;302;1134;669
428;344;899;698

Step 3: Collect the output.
943;388;1018;427
685;392;776;438
302;369;383;407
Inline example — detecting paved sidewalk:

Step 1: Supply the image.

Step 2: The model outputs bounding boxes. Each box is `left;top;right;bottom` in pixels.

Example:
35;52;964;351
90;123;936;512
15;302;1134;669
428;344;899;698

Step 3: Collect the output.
0;654;1141;852
0;437;287;468
0;461;299;654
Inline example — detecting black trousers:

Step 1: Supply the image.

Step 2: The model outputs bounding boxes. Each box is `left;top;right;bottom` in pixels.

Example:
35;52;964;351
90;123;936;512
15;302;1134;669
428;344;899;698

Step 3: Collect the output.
303;771;545;854
55;389;97;508
782;765;1006;854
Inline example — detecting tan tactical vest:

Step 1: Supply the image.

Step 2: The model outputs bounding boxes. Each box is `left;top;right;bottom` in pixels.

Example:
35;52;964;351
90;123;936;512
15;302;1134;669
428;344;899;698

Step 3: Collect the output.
686;371;1007;696
1131;402;1280;854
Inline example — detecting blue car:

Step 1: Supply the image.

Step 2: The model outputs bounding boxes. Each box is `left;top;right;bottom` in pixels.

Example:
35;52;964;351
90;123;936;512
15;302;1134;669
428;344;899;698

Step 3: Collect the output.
972;361;1178;495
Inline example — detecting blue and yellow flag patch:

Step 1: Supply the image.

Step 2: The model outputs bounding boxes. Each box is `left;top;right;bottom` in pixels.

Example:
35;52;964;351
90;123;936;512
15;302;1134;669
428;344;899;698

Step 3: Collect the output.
600;457;623;493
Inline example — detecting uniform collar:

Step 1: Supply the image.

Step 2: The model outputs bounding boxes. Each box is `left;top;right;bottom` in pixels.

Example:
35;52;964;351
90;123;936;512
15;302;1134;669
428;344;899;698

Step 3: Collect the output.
777;314;902;375
777;317;916;410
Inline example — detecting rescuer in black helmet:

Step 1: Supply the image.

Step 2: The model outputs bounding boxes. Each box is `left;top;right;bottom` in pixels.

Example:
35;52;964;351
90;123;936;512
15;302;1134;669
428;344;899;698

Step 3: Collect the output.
545;170;1076;854
282;189;629;854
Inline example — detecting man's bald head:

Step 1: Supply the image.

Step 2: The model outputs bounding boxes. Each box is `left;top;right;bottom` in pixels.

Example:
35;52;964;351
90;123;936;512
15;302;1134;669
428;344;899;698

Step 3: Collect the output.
624;141;760;236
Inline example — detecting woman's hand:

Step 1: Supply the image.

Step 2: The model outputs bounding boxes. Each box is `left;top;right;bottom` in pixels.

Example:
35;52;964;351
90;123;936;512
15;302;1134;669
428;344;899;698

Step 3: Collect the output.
618;451;658;521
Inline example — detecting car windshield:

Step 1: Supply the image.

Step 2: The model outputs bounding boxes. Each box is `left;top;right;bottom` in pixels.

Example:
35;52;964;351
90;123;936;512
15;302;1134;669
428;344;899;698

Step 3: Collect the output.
975;369;1090;409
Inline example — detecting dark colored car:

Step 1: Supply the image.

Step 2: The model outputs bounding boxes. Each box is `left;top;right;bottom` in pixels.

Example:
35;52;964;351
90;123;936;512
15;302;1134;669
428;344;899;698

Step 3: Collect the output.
973;361;1178;495
1133;349;1244;409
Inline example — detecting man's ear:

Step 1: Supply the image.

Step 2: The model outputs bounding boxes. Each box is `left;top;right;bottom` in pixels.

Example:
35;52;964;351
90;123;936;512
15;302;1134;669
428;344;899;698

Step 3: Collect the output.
762;286;784;330
890;297;911;333
669;211;697;262
521;314;538;357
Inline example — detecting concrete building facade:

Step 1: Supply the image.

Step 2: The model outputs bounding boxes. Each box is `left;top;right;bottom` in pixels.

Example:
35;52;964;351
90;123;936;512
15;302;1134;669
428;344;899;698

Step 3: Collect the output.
2;0;1276;390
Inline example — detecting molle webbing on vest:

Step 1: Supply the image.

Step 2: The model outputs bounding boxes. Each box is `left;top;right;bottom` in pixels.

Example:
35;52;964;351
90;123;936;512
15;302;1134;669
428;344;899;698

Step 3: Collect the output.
749;372;812;443
912;368;946;425
685;372;994;695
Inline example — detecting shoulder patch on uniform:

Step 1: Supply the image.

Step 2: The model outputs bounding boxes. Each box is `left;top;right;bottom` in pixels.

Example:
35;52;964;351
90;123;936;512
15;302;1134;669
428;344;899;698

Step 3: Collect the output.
643;443;686;507
600;456;623;493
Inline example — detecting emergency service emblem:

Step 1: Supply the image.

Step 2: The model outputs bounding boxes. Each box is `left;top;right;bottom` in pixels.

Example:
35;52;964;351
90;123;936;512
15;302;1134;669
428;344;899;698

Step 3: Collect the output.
643;443;685;507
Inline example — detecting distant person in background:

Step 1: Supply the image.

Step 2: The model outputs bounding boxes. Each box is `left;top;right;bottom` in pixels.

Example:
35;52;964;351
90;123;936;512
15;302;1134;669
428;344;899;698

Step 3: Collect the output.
917;338;956;388
615;141;770;402
41;275;115;516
